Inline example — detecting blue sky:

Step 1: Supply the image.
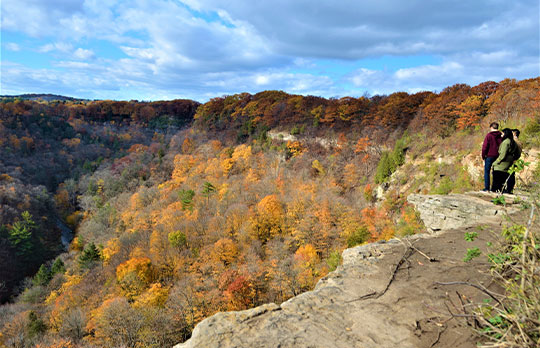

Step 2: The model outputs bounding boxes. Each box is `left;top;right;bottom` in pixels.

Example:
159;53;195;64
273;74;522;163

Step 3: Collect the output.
1;0;538;102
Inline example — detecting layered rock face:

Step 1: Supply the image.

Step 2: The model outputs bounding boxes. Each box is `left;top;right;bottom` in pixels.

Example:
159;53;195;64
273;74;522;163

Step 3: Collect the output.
407;192;517;232
175;193;517;348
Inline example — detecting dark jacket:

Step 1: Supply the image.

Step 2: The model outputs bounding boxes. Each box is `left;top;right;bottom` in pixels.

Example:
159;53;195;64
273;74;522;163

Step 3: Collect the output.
482;131;502;159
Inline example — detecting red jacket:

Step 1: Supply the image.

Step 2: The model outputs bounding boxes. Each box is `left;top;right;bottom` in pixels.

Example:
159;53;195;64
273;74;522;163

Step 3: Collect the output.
482;131;502;159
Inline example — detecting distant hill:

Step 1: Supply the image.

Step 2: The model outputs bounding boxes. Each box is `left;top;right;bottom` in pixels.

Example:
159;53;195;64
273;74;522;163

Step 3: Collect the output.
0;93;89;102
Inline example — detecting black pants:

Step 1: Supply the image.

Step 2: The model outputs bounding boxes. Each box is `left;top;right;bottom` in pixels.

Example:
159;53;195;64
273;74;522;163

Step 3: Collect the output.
492;170;510;193
506;173;516;193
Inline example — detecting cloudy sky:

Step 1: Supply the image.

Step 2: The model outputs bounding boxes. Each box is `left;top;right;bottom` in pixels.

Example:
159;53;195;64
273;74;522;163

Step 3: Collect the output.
1;0;538;101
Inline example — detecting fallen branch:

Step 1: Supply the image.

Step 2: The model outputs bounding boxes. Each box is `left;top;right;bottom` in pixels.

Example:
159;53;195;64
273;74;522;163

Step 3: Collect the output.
434;281;506;308
429;327;444;348
399;237;439;262
347;245;413;302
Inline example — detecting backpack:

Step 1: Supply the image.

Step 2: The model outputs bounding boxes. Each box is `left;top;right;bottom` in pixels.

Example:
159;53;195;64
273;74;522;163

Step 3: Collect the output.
507;142;521;161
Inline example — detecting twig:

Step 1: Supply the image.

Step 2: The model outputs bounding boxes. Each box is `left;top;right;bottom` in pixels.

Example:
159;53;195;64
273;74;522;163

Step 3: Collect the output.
347;245;412;302
424;302;477;318
429;327;444;348
374;245;413;299
434;281;506;308
521;203;535;289
399;237;438;262
456;291;471;326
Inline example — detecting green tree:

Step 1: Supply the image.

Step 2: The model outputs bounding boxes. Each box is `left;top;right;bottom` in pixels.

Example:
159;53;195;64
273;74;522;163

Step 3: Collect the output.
375;152;395;183
178;189;195;211
32;264;52;286
202;181;217;202
27;311;47;338
51;257;66;275
374;135;408;183
168;230;187;249
8;211;35;257
78;242;101;269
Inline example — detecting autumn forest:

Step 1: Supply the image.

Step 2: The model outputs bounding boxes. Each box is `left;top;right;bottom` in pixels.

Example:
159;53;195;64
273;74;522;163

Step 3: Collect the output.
0;77;539;348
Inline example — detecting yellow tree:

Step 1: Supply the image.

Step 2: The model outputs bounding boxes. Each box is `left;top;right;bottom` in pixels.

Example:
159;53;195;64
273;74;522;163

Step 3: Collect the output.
211;238;239;266
293;244;319;290
250;195;284;243
116;257;154;299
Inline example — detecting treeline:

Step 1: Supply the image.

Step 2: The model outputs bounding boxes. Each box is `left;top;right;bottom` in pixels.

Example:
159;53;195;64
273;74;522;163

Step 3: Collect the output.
0;98;199;188
194;78;539;142
0;98;200;126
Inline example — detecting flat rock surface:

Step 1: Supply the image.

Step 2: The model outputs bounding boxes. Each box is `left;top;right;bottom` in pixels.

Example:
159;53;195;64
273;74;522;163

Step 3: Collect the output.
407;192;517;232
175;193;518;348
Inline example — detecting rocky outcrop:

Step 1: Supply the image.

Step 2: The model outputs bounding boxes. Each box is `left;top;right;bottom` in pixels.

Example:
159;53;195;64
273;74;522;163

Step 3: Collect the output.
175;193;517;348
407;192;518;232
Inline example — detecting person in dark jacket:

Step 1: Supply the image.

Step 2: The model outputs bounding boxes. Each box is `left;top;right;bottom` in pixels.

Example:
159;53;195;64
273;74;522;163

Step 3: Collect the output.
506;129;522;193
482;122;502;191
491;128;518;193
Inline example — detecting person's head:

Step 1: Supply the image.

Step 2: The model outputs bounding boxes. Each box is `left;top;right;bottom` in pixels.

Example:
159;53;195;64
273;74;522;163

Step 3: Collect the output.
490;122;499;131
501;128;514;143
512;129;520;138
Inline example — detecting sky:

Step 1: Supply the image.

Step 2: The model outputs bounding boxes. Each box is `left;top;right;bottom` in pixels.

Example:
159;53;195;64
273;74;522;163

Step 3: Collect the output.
1;0;539;102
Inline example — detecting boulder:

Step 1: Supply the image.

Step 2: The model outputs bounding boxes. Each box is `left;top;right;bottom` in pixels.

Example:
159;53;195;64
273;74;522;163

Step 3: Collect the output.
407;193;517;232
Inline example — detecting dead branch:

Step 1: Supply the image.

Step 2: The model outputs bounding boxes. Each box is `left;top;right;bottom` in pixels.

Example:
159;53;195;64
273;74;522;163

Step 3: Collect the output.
434;281;506;308
347;245;413;302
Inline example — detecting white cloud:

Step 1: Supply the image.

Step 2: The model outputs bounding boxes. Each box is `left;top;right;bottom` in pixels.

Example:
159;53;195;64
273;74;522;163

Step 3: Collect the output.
350;68;382;87
191;0;538;59
255;75;270;85
55;61;92;69
73;48;95;60
395;62;463;81
5;43;21;51
0;0;538;100
38;42;73;53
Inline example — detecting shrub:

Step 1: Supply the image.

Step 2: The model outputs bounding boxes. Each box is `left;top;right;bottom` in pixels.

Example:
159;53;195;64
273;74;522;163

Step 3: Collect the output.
374;134;408;183
346;226;370;247
27;311;47;338
326;250;342;271
168;230;187;249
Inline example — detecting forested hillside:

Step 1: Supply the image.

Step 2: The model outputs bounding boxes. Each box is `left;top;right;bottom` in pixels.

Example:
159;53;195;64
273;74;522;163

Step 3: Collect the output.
0;77;538;348
0;98;199;303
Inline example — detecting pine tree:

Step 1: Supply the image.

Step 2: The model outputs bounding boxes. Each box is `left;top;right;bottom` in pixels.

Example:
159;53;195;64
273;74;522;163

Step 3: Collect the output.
32;264;52;286
178;189;195;211
51;257;66;275
8;211;35;258
202;181;216;204
78;242;101;269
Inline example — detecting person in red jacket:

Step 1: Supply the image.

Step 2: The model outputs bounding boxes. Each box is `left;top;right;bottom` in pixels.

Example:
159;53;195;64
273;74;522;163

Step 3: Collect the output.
482;122;502;191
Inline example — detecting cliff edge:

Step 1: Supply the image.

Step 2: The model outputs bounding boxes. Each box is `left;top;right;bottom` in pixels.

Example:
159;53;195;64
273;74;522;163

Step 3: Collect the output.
175;193;518;348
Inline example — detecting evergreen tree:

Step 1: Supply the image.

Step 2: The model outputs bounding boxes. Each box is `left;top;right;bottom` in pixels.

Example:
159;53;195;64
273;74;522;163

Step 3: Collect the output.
8;211;35;258
51;257;66;275
178;189;195;211
27;311;47;338
32;264;52;286
78;242;101;269
202;181;217;203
